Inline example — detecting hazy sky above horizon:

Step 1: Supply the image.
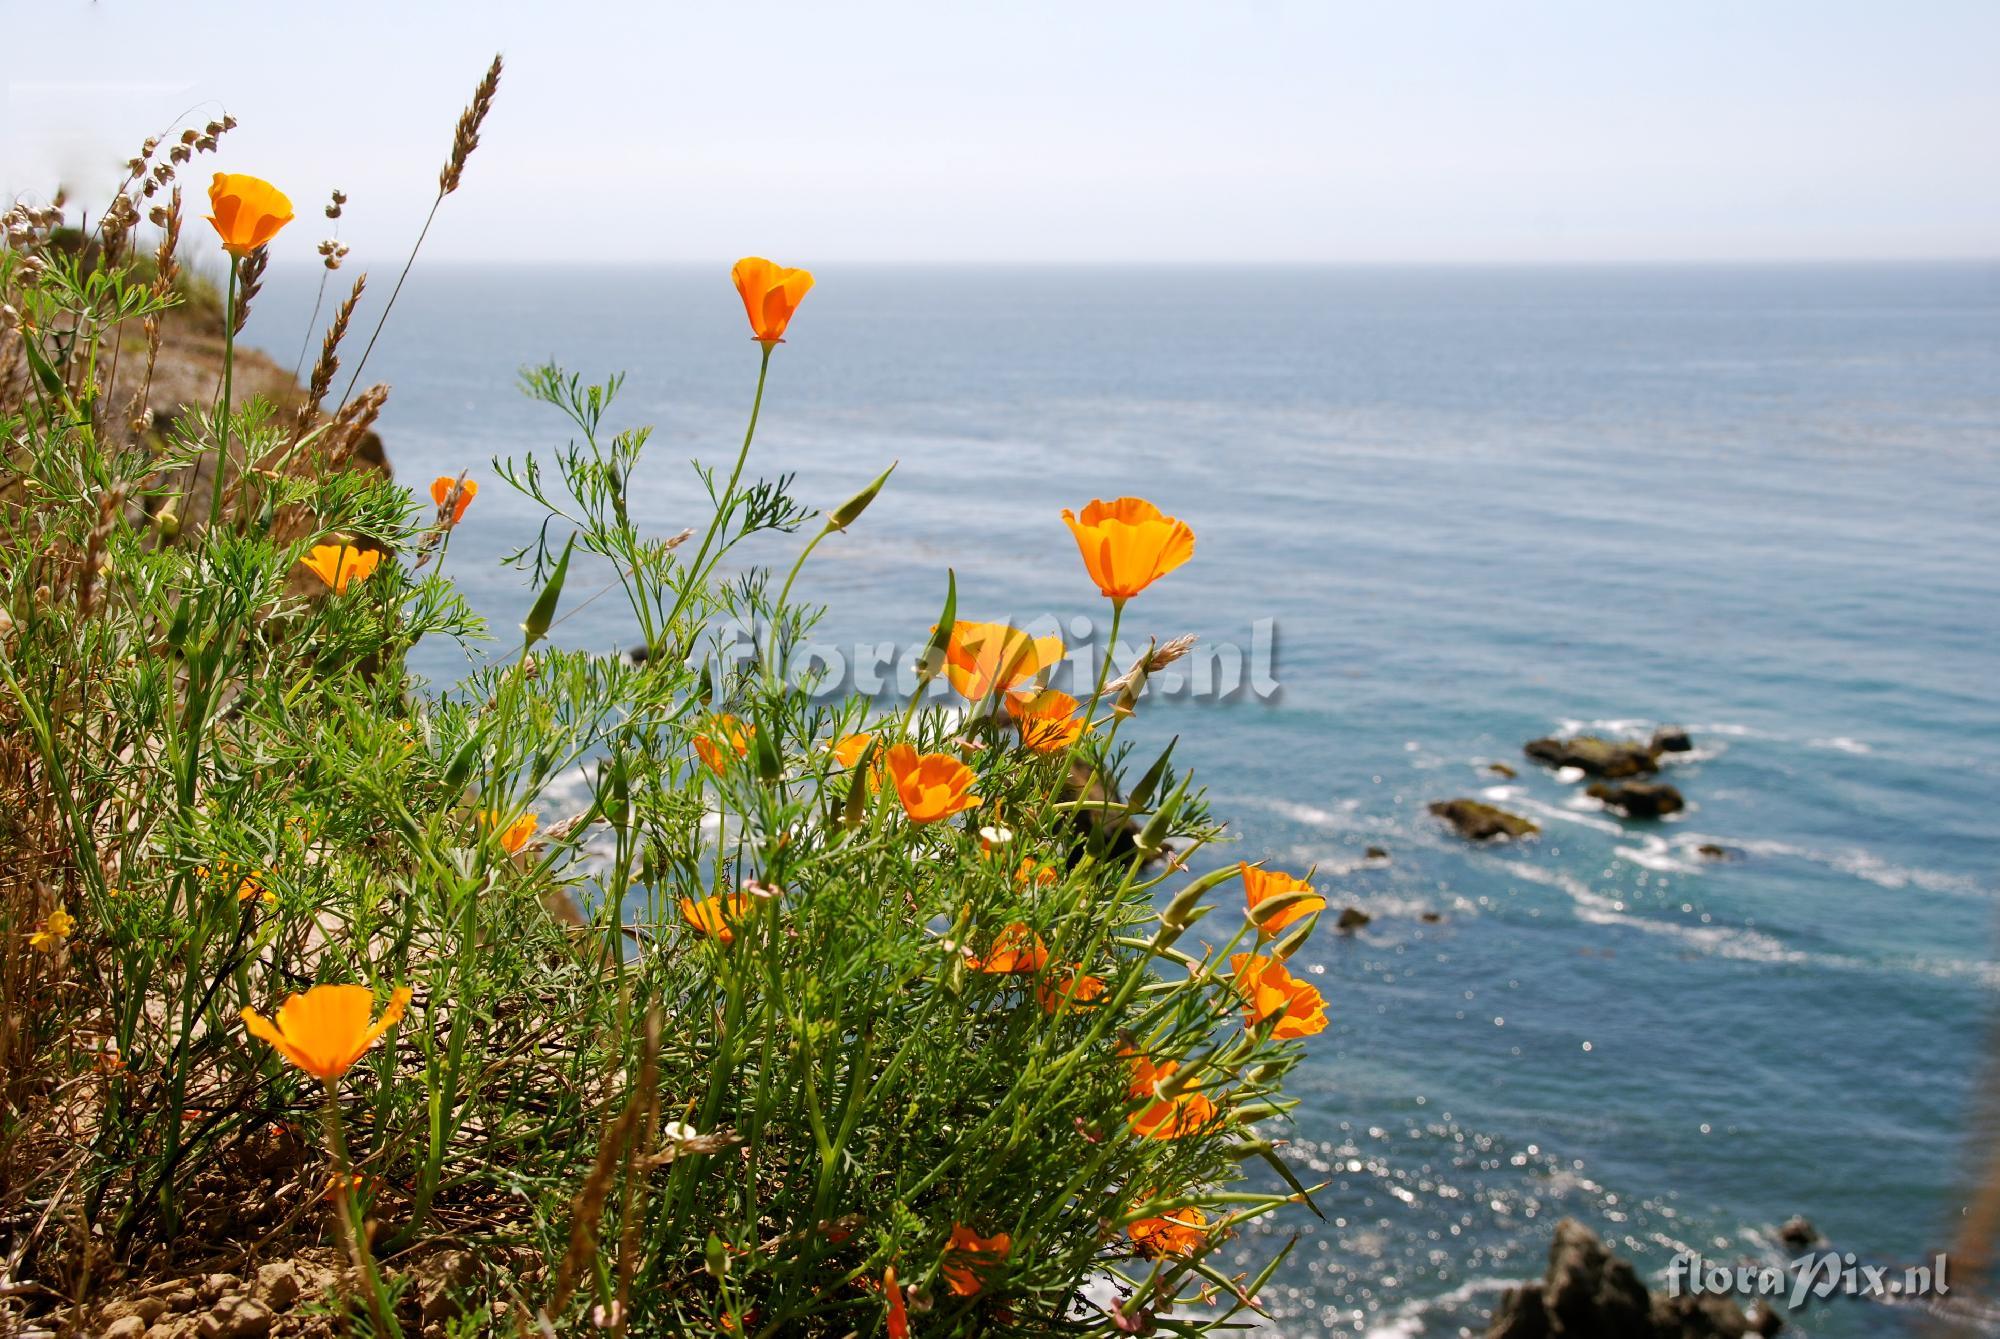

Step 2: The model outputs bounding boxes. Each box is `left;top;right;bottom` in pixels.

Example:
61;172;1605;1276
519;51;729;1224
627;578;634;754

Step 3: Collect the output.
5;1;1998;269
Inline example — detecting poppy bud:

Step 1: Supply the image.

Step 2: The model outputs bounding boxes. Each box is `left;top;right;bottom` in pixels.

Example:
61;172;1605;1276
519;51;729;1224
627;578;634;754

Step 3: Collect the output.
1134;773;1191;858
1248;887;1322;932
521;534;575;649
840;737;879;830
828;460;896;531
915;569;956;684
1268;917;1317;961
753;722;782;785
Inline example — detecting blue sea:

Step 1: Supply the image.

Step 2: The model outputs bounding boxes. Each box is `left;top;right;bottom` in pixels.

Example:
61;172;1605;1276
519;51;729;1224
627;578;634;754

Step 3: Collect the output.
259;261;2000;1336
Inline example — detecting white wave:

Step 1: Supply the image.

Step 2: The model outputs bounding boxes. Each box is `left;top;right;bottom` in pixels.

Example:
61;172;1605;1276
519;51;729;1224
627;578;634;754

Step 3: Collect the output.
1504;793;1626;835
1509;860;2000;985
1690;833;1985;897
1555;717;1655;736
1363;1276;1521;1339
1808;735;1872;754
1553;765;1586;784
1613;835;1704;875
1247;796;1362;828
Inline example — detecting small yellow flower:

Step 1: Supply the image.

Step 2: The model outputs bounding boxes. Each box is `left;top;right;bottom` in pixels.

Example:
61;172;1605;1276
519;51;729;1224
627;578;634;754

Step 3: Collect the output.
28;906;75;951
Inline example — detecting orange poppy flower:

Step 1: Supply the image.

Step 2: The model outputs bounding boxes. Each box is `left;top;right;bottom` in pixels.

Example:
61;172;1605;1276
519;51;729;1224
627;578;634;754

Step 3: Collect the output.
300;542;381;594
693;715;753;777
1241;863;1325;937
207;172;294;257
1128;1203;1209;1259
884;1265;909;1339
939;621;1065;704
731;257;814;345
679;891;755;946
430;475;478;525
1004;688;1086;753
830;732;884;791
941;1225;1011;1297
1015;858;1058;888
322;1170;368;1203
479;810;538;854
201;858;272;906
1036;964;1106;1014
965;922;1048;975
1125;1052;1218;1140
1229;953;1328;1039
884;743;979;824
241;983;413;1082
1060;498;1195;603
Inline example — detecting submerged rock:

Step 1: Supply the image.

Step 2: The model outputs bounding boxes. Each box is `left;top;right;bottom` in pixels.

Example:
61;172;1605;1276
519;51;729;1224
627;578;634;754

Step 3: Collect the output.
1587;780;1686;818
1336;906;1371;932
1696;843;1736;860
1429;799;1539;841
1486;1218;1774;1338
1777;1216;1818;1249
1524;735;1659;778
1363;845;1390;862
1652;725;1694;754
1420;910;1443;923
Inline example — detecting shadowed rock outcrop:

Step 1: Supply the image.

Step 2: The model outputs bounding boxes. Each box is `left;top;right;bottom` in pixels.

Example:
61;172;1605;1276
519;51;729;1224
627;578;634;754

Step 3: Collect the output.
1524;735;1660;778
1429;799;1538;841
1486;1219;1780;1338
1587;780;1685;818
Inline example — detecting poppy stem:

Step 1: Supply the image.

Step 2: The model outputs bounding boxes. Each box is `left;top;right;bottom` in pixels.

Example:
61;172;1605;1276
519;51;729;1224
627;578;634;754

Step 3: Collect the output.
206;257;238;529
671;343;772;631
766;521;832;691
321;1084;401;1337
1078;599;1127;726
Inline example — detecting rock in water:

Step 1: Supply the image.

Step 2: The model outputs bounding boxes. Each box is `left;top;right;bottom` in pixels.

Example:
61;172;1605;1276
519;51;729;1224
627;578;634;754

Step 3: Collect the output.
1696;843;1735;860
1777;1215;1818;1249
1485;1218;1772;1338
1336;906;1371;931
1587;781;1686;818
1524;735;1660;778
1488;762;1519;778
1363;845;1390;862
1652;725;1693;753
1430;799;1539;840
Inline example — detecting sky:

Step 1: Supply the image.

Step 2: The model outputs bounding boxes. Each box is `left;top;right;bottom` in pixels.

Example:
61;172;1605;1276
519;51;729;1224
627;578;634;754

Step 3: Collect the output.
5;1;1998;268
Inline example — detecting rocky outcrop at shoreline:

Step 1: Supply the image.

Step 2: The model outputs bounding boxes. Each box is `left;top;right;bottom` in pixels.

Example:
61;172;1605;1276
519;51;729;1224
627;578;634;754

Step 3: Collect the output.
1486;1219;1782;1339
1587;780;1685;818
1430;799;1538;841
1524;734;1660;778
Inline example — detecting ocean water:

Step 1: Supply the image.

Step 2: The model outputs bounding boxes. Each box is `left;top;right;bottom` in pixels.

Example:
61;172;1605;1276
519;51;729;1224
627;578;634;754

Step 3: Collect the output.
256;262;2000;1335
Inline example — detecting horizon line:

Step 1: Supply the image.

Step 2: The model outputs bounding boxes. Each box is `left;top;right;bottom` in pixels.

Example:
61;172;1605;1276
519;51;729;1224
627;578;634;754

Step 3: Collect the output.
360;254;2000;271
